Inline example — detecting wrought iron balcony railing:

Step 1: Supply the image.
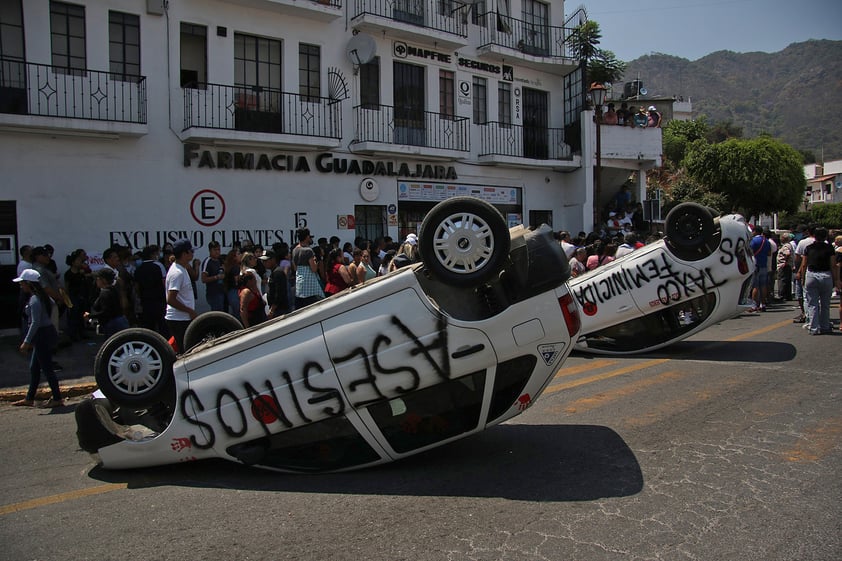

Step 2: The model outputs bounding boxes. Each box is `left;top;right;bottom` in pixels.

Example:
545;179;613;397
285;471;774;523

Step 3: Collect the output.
0;57;146;123
476;12;576;59
479;121;572;160
183;83;341;139
354;103;470;152
352;0;468;37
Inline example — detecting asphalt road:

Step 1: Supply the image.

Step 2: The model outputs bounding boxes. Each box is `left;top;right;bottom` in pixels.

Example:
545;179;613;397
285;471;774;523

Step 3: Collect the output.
1;303;840;561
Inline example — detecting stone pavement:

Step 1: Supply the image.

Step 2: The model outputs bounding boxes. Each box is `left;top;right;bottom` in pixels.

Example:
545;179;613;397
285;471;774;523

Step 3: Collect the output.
0;331;103;401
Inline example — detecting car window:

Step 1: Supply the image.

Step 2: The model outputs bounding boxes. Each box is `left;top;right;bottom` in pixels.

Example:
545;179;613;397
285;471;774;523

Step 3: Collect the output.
486;355;538;423
245;415;383;472
579;293;717;353
367;371;485;453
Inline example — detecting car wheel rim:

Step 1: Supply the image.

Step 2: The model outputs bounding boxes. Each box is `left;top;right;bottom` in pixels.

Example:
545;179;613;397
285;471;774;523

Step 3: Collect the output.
676;214;702;238
432;211;495;275
107;341;165;396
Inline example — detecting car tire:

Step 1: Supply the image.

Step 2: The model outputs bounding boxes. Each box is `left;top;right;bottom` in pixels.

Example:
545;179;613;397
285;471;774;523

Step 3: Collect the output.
665;202;715;250
94;328;176;409
183;312;243;352
419;196;510;287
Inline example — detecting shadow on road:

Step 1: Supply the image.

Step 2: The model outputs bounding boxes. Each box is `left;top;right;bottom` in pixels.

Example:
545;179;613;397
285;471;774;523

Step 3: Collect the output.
87;424;643;502
645;339;798;363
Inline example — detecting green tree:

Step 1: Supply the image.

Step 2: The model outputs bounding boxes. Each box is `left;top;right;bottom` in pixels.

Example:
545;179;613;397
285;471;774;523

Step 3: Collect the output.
684;137;806;222
588;49;627;86
705;120;743;143
568;18;626;99
662;117;710;166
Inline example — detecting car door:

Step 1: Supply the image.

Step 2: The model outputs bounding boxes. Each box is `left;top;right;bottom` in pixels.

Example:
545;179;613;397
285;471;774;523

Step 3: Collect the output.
180;323;391;470
322;286;497;457
569;252;646;344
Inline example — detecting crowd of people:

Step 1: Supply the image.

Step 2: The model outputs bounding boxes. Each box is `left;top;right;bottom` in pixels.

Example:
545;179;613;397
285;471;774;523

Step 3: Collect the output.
747;224;842;335
12;211;840;407
11;230;425;403
601;103;661;128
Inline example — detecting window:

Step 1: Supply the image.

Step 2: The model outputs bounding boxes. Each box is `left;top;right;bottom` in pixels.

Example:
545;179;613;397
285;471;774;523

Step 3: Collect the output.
367;371;486;453
109;11;140;80
299;43;320;101
0;0;26;106
359;57;380;109
521;0;549;55
472;76;487;124
0;0;25;60
470;0;487;25
498;82;512;126
439;69;454;117
50;1;86;73
581;293;717;353
180;23;206;88
234;33;282;111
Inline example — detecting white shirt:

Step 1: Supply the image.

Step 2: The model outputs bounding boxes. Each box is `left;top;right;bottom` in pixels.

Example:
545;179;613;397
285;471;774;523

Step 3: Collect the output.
560;240;576;260
17;259;32;277
165;262;195;321
766;239;777;271
615;243;635;258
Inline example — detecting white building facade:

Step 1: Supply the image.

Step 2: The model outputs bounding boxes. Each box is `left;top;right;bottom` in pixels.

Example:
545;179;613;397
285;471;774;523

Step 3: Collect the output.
0;0;663;320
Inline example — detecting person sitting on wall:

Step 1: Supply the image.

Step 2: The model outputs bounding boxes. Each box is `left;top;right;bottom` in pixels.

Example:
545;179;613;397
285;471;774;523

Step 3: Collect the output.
647;105;662;127
602;103;618;125
633;107;648;128
617;102;630;126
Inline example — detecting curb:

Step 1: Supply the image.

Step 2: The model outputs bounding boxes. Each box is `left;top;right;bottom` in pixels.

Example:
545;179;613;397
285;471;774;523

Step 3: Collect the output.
0;382;99;402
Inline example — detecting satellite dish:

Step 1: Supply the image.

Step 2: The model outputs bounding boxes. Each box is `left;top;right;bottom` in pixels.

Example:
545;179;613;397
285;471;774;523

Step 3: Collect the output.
347;34;377;66
360;177;379;201
639;88;648;95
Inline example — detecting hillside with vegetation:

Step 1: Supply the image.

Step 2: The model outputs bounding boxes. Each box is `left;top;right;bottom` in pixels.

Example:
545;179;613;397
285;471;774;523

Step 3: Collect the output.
620;39;842;161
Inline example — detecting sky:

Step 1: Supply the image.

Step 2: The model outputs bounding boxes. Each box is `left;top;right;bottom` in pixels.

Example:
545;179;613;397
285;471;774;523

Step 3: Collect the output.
582;0;842;62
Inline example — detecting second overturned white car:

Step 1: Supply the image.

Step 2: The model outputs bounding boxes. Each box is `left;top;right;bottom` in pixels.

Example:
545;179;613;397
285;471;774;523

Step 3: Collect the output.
570;203;755;355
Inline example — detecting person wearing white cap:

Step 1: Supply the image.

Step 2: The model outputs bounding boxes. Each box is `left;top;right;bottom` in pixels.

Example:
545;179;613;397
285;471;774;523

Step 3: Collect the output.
647;105;661;127
12;269;64;408
390;233;420;271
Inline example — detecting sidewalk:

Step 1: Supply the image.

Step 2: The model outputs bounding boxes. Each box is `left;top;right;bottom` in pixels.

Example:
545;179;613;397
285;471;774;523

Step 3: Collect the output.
0;332;103;401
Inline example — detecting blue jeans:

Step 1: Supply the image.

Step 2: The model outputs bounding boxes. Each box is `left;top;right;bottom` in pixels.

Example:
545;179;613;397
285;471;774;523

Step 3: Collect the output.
805;271;833;334
27;325;61;401
227;288;241;320
206;291;225;312
103;316;130;337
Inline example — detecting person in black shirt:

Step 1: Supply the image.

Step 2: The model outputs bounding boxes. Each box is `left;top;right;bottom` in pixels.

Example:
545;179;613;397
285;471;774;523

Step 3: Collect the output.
263;250;290;318
133;245;169;338
798;228;839;335
86;268;129;337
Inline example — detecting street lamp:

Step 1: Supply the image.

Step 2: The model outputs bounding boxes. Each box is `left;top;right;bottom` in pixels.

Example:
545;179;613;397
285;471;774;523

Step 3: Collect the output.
589;82;607;230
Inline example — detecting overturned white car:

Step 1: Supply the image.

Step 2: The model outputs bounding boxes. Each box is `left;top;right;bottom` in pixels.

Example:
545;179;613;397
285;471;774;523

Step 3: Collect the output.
76;197;581;472
570;203;755;355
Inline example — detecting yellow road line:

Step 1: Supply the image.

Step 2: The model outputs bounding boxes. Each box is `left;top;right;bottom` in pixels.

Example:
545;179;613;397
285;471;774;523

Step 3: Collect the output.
559;370;685;415
622;378;744;429
544;358;670;395
0;483;127;516
544;318;792;399
552;359;618;379
782;416;842;463
726;319;792;341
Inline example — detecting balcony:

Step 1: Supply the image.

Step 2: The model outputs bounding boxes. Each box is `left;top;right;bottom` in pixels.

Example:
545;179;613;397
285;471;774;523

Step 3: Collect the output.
478;121;577;169
352;104;469;159
181;83;342;150
475;12;579;75
0;58;147;138
351;0;469;50
223;0;343;22
595;122;663;169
